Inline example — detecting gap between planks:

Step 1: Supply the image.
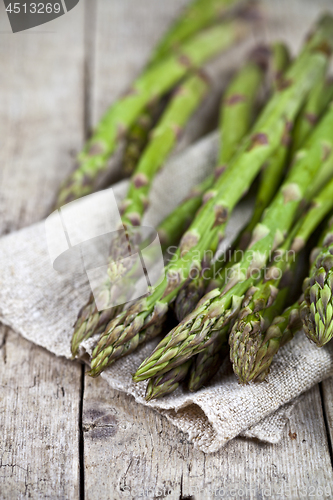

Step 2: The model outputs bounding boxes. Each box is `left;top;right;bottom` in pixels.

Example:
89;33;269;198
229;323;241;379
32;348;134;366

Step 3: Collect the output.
79;1;98;498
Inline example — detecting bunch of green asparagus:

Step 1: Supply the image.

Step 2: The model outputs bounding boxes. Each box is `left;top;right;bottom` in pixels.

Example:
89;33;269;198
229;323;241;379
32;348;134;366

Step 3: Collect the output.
54;2;333;401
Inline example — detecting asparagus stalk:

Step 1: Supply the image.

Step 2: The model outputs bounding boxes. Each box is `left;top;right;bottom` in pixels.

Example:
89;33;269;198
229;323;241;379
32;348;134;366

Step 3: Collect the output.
292;77;333;154
55;19;251;208
71;181;210;358
200;173;327;389
304;145;333;202
175;46;269;320
194;137;333;387
89;16;333;378
269;42;291;90
223;42;292;250
120;73;210;226
149;0;243;65
159;43;272;257
145;360;192;401
245;42;292;234
132;103;333;382
237;43;333;249
71;73;209;357
300;217;333;346
122;103;164;177
217;45;269;166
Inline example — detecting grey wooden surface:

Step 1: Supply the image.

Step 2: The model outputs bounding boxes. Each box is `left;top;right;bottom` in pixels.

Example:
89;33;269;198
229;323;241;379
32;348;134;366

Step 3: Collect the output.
1;1;333;499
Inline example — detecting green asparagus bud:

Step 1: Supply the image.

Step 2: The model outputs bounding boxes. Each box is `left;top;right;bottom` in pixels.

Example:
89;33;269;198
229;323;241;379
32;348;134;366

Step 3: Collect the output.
230;286;289;384
252;302;302;382
301;221;333;346
145;360;192;401
188;329;228;391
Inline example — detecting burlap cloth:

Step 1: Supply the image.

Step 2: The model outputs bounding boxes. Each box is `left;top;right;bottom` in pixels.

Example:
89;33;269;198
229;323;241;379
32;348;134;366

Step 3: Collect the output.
1;0;333;453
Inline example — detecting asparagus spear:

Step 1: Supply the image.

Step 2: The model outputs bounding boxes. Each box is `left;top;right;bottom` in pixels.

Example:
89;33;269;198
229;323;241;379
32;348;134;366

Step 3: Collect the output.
121;73;209;226
209;164;333;391
55;19;251;208
71;178;210;358
217;45;269;165
188;328;229;391
300;217;333;347
176;41;316;320
71;73;209;356
145;360;192;401
292;77;333;154
74;42;269;358
269;42;291;90
176;42;292;324
149;0;243;65
122;103;163;177
89;16;333;378
175;45;269;320
202;254;291;389
230;284;291;384
132;103;333;382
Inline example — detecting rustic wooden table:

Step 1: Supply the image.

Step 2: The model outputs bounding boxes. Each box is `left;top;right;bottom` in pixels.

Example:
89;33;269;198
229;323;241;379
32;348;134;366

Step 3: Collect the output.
1;1;333;498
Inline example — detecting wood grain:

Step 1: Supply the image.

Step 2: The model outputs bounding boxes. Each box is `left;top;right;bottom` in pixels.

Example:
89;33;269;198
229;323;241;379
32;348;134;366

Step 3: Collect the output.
0;326;82;499
320;379;333;458
0;1;86;498
83;375;333;500
91;0;189;127
0;1;85;231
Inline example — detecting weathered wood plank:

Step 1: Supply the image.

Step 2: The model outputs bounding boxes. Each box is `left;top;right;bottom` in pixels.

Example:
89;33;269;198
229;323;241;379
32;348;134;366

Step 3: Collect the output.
83;376;333;500
320;379;333;458
0;326;82;499
91;0;190;127
0;2;86;498
0;1;85;231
